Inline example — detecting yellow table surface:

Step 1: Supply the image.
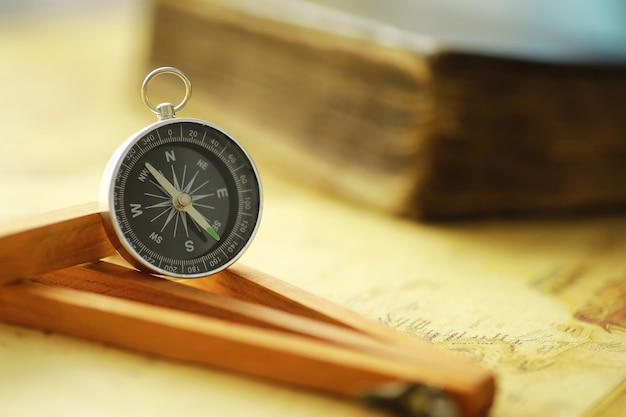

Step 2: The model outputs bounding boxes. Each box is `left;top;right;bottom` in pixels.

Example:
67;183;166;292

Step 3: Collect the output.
0;4;624;417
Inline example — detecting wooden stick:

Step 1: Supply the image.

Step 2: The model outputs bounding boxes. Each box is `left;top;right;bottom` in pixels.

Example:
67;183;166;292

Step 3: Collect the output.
0;202;116;285
188;263;493;378
187;264;495;417
0;204;495;416
0;278;491;417
35;262;409;357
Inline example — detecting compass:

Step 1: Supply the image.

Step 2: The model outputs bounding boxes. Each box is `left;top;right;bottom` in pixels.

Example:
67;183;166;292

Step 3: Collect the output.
100;67;262;278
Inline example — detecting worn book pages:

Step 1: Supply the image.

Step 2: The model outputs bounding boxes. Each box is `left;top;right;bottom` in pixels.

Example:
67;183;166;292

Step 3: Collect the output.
149;0;626;220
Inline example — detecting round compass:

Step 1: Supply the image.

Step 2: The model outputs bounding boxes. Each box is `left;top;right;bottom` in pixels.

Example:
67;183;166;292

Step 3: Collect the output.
100;68;262;278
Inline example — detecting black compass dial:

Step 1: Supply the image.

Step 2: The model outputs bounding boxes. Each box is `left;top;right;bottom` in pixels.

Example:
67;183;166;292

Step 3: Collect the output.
101;119;262;278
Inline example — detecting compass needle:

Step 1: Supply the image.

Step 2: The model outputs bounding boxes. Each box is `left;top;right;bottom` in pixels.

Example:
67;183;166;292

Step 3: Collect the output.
145;162;178;198
185;205;220;241
149;180;168;196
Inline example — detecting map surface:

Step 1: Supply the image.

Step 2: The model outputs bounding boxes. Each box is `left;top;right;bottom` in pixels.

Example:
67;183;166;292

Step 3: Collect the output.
246;185;626;417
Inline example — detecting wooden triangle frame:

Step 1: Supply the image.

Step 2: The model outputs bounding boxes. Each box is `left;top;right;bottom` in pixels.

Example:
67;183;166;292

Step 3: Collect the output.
0;203;494;417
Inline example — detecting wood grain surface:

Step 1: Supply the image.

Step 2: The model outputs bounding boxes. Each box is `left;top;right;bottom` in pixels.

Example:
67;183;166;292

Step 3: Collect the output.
0;202;116;285
0;203;494;416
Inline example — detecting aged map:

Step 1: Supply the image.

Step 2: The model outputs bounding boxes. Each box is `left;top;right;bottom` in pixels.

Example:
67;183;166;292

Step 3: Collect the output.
244;183;626;417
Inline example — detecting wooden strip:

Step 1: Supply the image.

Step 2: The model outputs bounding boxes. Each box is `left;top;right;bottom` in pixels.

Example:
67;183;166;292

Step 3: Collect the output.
35;262;491;395
35;262;409;358
0;203;115;285
192;265;496;415
189;263;495;379
0;280;489;417
0;203;494;415
34;261;493;416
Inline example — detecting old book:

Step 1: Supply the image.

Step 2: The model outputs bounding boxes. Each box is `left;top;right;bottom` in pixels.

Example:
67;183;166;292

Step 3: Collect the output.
147;0;626;219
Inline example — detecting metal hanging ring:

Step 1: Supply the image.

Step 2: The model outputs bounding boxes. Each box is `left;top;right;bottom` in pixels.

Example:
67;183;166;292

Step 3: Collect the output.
141;67;192;116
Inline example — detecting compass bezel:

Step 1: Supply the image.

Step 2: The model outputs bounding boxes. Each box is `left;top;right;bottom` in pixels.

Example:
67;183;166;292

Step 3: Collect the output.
100;117;262;278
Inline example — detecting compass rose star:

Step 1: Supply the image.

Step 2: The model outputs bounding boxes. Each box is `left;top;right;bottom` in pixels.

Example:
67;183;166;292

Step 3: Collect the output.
144;162;220;241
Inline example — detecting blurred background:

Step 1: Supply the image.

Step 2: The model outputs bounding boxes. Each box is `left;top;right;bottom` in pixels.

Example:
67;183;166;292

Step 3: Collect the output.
1;3;625;417
0;0;149;221
308;0;626;62
1;0;626;222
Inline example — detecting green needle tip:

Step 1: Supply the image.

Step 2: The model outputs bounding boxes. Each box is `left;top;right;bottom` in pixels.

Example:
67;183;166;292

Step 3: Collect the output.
207;227;220;241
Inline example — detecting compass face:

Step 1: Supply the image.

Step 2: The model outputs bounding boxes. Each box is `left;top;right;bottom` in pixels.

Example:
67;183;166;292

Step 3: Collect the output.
101;118;262;278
